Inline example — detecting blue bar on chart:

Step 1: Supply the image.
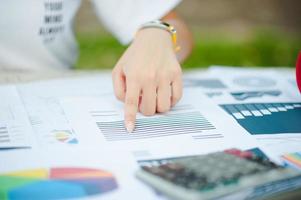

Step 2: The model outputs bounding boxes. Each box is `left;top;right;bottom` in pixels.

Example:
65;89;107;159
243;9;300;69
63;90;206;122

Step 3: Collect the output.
220;102;301;135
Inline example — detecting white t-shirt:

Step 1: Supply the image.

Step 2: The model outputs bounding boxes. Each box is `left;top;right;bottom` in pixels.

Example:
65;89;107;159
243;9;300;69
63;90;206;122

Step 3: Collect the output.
0;0;181;71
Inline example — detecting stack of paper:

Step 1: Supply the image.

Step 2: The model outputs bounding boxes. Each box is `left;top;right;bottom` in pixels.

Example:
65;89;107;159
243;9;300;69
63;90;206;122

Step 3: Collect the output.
0;66;300;199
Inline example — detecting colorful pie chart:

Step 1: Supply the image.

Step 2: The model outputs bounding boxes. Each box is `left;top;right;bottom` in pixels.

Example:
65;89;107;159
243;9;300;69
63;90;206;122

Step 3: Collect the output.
53;130;78;144
0;167;118;200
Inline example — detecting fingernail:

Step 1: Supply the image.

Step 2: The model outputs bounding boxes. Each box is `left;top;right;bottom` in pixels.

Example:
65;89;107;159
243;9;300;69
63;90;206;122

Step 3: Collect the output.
126;122;135;133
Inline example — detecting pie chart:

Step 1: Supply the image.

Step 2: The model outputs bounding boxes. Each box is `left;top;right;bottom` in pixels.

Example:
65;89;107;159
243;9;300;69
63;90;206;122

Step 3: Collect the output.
53;130;78;144
0;167;118;200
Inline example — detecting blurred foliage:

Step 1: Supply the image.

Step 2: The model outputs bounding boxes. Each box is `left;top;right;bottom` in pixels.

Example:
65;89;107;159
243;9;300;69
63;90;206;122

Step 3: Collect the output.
75;31;301;70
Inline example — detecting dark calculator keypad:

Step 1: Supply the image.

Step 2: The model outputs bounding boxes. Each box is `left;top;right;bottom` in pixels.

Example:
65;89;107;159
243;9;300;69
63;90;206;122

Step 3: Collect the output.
141;149;279;191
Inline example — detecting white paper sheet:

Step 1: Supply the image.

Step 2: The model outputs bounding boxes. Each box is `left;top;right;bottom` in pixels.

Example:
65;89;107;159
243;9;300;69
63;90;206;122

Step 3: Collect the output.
15;74;113;148
0;67;299;199
0;85;35;150
0;147;159;200
60;88;258;161
186;66;301;163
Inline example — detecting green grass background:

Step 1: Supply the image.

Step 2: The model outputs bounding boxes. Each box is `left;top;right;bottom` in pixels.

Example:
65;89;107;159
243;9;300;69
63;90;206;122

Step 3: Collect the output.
75;31;301;70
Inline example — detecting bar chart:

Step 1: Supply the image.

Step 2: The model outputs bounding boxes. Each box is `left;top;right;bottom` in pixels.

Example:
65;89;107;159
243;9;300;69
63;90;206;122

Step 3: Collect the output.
97;111;216;141
220;102;301;135
0;124;30;150
0;125;9;144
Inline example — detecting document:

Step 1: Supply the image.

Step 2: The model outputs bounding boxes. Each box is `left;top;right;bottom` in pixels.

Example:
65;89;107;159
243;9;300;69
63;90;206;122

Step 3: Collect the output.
60;88;259;160
0;147;160;200
185;66;301;163
0;85;34;150
16;74;113;148
0;66;300;199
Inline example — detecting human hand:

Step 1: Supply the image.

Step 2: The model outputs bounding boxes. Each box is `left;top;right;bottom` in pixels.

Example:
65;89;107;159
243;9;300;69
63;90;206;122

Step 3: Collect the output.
112;28;183;132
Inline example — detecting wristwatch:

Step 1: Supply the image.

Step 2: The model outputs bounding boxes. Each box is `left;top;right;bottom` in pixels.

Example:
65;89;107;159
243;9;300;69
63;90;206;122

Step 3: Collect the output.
140;20;180;52
296;52;301;93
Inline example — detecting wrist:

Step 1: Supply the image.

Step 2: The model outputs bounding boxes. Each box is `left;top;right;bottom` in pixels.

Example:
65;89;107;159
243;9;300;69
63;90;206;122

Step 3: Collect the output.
134;28;174;51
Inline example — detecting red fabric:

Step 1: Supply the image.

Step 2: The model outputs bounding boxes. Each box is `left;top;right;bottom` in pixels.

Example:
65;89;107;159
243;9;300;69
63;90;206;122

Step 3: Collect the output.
296;52;301;93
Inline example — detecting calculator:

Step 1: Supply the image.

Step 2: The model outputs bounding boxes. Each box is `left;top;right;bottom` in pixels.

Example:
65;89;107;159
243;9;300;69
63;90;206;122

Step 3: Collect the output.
136;148;301;200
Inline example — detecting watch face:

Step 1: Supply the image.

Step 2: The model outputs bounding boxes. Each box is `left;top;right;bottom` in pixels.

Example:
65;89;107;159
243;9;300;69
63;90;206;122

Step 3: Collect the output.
297;52;301;93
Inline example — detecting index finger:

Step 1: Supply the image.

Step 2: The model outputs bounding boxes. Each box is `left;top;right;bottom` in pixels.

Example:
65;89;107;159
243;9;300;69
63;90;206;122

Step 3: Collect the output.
124;80;141;133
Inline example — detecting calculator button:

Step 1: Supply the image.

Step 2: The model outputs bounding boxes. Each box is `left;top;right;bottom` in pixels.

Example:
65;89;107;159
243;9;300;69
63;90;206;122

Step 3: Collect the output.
160;163;185;173
142;166;166;178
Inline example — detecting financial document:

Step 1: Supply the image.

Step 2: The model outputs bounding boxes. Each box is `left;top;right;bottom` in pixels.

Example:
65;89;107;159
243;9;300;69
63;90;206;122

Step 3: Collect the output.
15;74;113;149
0;66;300;199
0;85;34;150
60;88;258;160
0;147;159;200
185;66;301;162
